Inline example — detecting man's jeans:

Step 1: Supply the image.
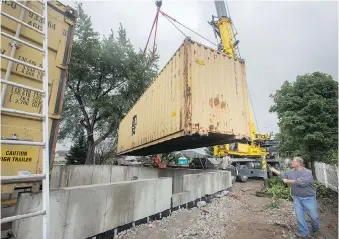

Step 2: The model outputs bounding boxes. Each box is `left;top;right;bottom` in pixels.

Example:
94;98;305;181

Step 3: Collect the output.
293;195;320;238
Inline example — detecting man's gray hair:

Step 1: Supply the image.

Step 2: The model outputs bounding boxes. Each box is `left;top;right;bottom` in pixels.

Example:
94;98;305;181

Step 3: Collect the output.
284;158;292;168
293;157;304;166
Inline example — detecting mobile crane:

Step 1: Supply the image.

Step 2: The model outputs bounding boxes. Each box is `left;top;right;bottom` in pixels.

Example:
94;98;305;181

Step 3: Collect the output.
209;1;280;182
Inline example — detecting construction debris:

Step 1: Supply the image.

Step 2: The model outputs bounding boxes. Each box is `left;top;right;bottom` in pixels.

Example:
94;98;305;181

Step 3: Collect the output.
196;201;206;208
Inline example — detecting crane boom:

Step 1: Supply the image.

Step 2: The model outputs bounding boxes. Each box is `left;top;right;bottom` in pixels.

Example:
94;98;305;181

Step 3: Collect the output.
214;0;228;17
212;1;273;159
211;0;238;58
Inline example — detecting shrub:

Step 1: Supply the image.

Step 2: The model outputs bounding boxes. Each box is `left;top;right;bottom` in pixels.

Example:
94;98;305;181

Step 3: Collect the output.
268;176;292;201
314;181;338;206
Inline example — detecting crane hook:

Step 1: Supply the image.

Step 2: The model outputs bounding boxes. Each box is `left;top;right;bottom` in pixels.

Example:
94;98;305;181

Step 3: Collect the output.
155;0;162;9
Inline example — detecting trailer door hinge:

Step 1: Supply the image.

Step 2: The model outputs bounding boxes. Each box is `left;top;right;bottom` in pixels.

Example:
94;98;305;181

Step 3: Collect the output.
49;114;61;120
57;64;68;70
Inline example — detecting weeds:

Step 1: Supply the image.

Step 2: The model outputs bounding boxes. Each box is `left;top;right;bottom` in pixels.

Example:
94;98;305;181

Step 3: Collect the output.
268;176;292;201
265;199;280;209
314;181;338;207
267;176;338;208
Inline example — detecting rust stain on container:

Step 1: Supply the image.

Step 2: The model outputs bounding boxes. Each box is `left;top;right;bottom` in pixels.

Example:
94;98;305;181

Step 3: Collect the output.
214;96;220;106
117;38;251;156
180;110;183;129
209;98;213;108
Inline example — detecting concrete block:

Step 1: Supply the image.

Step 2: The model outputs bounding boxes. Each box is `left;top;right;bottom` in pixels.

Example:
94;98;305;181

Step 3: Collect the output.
91;165;112;184
204;172;217;195
153;178;172;215
67;165;94;187
158;168;203;193
110;166;126;182
126;167;142;181
172;191;196;208
103;181;136;231
12;189;70;239
183;173;207;198
63;184;108;239
132;180;155;221
178;170;232;206
51;165;71;188
136;167;159;180
59;166;71;188
51;166;61;188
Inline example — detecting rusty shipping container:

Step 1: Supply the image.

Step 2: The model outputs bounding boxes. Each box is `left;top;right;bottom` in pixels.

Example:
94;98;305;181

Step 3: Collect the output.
117;38;251;156
1;1;77;205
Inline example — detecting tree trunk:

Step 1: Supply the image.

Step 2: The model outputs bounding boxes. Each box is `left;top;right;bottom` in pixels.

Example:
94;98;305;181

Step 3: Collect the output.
85;133;95;165
310;160;317;180
309;151;317;180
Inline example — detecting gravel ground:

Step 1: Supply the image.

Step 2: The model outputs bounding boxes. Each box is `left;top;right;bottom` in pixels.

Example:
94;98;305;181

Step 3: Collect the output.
118;180;338;239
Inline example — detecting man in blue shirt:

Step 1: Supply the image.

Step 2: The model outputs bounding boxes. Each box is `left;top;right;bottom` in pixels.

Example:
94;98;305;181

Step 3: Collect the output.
270;157;320;239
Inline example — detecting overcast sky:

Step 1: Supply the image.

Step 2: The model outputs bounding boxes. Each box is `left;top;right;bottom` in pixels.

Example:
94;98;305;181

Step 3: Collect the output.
57;0;338;151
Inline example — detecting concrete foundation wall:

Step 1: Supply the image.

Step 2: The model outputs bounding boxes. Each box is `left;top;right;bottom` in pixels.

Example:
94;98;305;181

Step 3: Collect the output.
51;166;205;193
12;178;172;239
51;165;159;188
172;170;232;207
12;166;232;239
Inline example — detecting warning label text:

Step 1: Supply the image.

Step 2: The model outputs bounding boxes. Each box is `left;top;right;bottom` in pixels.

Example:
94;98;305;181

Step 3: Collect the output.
1;150;33;163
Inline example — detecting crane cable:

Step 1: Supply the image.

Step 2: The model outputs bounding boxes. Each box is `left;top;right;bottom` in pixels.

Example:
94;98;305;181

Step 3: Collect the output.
144;8;218;55
144;1;162;56
162;14;188;39
160;11;218;47
248;89;261;134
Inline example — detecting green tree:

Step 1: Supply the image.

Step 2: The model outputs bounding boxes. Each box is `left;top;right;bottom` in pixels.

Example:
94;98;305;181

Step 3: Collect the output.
59;4;158;164
65;130;87;165
205;146;215;157
270;72;338;171
159;152;180;164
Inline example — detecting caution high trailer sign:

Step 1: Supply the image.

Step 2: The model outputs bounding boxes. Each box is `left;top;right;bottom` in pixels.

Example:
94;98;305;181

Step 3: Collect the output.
1;149;34;163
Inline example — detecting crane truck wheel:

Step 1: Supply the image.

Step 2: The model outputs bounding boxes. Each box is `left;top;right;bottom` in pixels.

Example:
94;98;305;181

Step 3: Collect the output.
237;165;249;183
226;165;236;184
267;169;273;178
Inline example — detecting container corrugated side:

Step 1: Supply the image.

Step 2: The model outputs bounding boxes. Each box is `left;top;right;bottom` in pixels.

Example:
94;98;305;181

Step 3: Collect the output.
117;39;250;156
117;40;187;155
188;41;250;137
1;1;77;195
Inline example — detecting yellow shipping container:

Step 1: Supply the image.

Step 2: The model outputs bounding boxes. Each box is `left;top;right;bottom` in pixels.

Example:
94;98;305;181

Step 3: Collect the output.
1;1;77;204
117;38;251;156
